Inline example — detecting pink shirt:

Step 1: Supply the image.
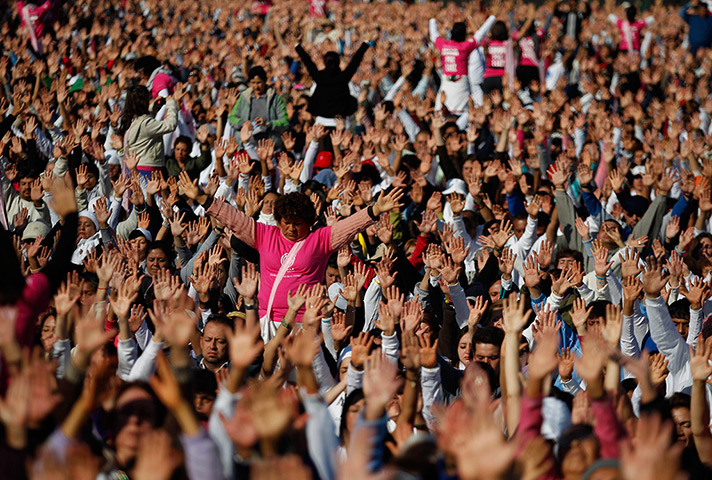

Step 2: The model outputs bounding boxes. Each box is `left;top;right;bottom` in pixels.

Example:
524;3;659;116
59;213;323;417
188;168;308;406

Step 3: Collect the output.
435;37;479;76
254;223;333;321
206;199;376;322
514;30;544;67
616;19;646;51
483;39;507;78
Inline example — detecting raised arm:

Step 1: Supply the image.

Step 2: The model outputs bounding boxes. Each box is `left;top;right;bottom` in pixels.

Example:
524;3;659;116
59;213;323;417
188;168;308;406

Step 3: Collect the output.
177;171;256;248
330;188;404;250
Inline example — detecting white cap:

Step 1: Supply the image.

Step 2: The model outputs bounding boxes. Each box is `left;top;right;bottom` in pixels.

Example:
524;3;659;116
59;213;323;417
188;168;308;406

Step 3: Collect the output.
442;178;468;196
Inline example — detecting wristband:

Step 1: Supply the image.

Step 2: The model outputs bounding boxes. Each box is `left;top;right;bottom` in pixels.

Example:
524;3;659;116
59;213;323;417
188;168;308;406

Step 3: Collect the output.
280;319;292;331
595;275;607;280
367;205;379;221
244;302;257;311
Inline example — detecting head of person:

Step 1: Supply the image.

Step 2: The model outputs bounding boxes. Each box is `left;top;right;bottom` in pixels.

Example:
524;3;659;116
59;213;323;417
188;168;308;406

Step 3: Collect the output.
513;212;528;240
455;329;472;368
129;229;153;262
491;20;509;41
669;393;693;447
691;233;712;261
451;22;467;42
192;368;218;421
145;242;172;277
77;211;99;240
79;272;99;306
274;192;316;242
248;66;267;96
200;316;233;371
594;220;622;250
325;254;341;287
668;299;691;339
173;136;192;164
488;279;501;303
558;424;600;479
555;248;584;271
112;383;165;466
339;389;365;446
586;301;609;334
38;309;57;353
472;326;504;374
324;51;341;73
123;85;150;132
625;4;637;23
17;169;38;202
261;192;278;215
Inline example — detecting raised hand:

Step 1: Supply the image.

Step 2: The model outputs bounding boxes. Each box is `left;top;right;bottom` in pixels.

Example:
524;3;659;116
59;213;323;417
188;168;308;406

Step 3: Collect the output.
501;292;532;334
641;257;670;298
373;188;405;215
498;247;517;278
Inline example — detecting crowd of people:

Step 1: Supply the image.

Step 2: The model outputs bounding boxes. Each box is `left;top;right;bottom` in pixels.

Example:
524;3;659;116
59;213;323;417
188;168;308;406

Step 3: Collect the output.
3;0;712;478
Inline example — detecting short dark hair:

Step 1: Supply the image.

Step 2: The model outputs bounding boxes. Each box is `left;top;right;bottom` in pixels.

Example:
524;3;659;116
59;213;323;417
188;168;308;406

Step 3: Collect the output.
555;248;584;266
274;192;317;225
174;135;192;150
589;300;609;320
668;299;691;322
473;326;504;349
146;241;174;263
452;22;467;42
203;314;235;334
669;392;691;411
248;66;267;83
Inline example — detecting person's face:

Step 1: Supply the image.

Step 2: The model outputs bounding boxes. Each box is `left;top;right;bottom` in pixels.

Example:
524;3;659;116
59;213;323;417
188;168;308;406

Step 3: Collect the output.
587;316;603;335
174;141;190;163
80;281;97;306
461;160;473;180
672;317;690;339
200;322;229;370
513;218;527;240
519;341;530;369
457;335;472;366
557;256;577;270
262;193;278;215
109;164;121;182
114;387;155;460
41;315;56;353
85;172;98;190
131;236;149;261
339;357;351;381
249;76;267;96
623;212;641;228
146;248;169;277
488;280;501;303
19;177;33;200
325;265;340;287
474;343;500;374
278;217;311;242
194;393;216;421
345;398;365;439
671;407;692;447
561;436;599;479
77;217;97;240
414;132;428;154
699;238;712;260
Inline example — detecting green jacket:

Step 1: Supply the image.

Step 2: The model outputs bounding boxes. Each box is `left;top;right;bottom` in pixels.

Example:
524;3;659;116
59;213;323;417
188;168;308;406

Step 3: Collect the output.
165;146;212;180
228;86;289;133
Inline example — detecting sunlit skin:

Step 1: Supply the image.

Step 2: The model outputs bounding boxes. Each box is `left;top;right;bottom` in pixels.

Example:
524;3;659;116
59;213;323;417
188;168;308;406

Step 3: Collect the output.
40;315;56;353
278;217;311;242
131;236;149;262
325;265;340;287
80;280;97;306
473;343;500;374
174;141;190;166
77;216;98;240
18;177;34;201
513;217;527;239
672;317;689;339
146;248;169;277
671;407;692;447
698;237;712;260
199;322;229;372
457;335;472;368
249;76;267;97
261;192;278;215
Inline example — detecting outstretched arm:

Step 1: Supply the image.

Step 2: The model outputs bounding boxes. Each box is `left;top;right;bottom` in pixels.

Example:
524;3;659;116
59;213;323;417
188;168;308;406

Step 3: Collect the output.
343;42;371;79
295;44;320;79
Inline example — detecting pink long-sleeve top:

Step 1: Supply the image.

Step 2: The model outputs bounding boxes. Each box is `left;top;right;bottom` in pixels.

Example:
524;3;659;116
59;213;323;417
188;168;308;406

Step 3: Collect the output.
434;37;479;76
515;393;624;479
615;19;647;51
206;199;376;321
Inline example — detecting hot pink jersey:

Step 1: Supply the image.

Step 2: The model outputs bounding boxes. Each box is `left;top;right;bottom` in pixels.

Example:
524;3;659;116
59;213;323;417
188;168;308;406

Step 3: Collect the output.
483;39;507;78
514;30;544;67
434;37;479;76
616;19;646;51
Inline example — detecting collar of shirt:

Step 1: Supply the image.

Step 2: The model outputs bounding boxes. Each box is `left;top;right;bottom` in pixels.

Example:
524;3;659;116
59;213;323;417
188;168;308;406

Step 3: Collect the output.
199;356;229;373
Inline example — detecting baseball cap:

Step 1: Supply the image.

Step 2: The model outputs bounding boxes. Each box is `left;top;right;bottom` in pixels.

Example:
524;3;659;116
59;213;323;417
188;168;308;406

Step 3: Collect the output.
22;221;50;242
314;151;334;169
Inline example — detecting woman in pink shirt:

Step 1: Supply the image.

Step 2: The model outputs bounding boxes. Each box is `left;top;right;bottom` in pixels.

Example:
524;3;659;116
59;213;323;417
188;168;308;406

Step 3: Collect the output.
482;21;512;94
178;172;403;339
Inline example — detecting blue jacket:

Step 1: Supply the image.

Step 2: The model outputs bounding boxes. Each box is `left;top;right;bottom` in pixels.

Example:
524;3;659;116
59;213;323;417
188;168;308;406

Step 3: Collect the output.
681;4;712;54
